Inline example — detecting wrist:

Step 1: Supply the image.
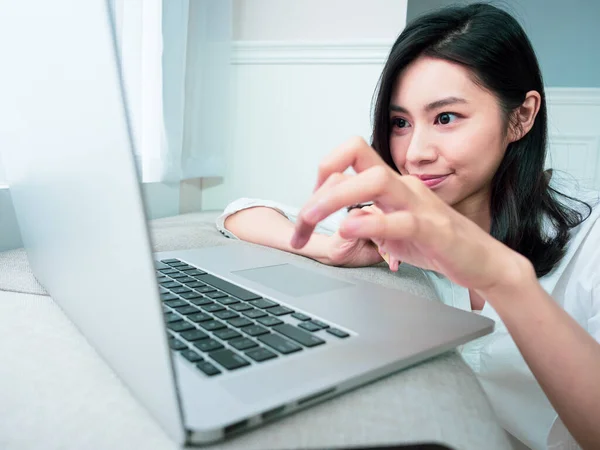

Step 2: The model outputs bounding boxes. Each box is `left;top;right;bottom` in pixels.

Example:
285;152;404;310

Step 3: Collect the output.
288;232;333;265
478;251;538;306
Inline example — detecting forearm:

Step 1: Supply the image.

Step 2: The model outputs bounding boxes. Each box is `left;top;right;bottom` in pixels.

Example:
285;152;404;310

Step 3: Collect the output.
224;207;332;264
479;261;600;449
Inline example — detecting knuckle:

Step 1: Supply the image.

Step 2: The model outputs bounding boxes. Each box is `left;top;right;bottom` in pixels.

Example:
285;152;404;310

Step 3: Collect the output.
349;135;368;148
368;166;390;190
431;213;452;230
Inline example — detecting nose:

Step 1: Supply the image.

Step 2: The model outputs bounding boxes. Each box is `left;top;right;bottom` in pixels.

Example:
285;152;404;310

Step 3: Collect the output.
404;129;438;167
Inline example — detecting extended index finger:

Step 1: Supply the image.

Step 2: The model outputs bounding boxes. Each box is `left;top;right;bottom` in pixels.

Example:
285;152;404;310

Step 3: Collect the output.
313;136;386;192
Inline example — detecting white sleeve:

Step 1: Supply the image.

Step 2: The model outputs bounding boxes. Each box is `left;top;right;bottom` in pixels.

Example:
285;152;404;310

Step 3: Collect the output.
215;197;348;240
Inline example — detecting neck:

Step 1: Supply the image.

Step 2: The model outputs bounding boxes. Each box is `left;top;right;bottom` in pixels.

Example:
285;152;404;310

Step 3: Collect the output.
453;189;492;233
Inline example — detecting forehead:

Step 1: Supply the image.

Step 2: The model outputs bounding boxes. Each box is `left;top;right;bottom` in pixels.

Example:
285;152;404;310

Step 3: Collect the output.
391;56;489;106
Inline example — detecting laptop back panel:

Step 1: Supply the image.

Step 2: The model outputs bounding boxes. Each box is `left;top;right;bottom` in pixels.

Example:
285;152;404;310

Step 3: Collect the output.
0;0;184;443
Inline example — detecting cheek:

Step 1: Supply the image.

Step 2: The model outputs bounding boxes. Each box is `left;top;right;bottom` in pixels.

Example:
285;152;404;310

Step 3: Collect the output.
390;136;408;173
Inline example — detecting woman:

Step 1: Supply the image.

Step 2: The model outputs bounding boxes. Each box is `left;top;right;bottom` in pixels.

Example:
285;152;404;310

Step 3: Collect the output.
217;4;600;449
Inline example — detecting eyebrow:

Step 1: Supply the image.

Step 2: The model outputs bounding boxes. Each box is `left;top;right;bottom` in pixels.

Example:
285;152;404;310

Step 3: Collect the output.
390;96;468;114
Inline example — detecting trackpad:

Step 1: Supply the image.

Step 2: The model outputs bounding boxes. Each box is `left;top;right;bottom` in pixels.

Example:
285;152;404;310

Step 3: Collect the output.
233;264;352;297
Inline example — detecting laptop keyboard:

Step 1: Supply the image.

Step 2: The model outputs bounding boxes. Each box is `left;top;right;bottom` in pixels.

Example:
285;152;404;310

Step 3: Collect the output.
156;258;350;377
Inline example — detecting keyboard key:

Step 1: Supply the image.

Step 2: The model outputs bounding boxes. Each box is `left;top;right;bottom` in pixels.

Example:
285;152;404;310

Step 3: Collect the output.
197;361;221;376
167;321;195;333
228;317;254;328
159;286;168;294
155;262;170;270
161;281;180;288
161;258;181;264
209;349;251;370
243;309;267;319
168;262;188;268
201;303;226;313
181;349;203;362
189;297;212;306
175;305;199;315
206;291;228;299
327;328;350;338
298;321;322;332
198;320;226;331
273;324;325;348
258;334;303;354
177;277;196;283
188;312;213;323
196;273;262;301
213;328;242;341
266;306;294;316
241;325;270;337
157;276;169;283
249;299;278;309
195;286;217;293
180;292;202;300
170;273;188;279
194;338;224;353
171;287;192;294
160;293;178;301
180;329;209;341
175;265;194;271
185;281;205;288
311;320;330;329
256;316;284;327
181;266;204;273
164;299;187;308
230;337;258;350
216;297;239;306
169;337;187;350
246;347;278;362
159;268;178;275
214;310;239;320
164;312;181;323
230;303;252;312
186;270;206;276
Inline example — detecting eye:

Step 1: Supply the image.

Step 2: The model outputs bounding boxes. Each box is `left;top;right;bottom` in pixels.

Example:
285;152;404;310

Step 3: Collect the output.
435;112;458;125
391;117;410;129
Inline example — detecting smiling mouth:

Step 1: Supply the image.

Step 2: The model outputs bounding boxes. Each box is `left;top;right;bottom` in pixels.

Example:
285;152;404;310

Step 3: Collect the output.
414;174;451;188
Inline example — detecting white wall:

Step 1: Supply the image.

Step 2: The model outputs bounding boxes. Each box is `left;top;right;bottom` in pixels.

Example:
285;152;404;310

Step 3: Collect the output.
233;0;407;41
202;0;408;210
546;89;600;190
201;45;388;210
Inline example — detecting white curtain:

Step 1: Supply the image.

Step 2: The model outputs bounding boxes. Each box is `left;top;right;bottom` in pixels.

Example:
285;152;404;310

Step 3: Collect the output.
110;0;231;183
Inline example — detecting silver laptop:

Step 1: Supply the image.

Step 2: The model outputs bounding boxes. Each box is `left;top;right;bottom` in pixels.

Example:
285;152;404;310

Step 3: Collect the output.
0;0;494;446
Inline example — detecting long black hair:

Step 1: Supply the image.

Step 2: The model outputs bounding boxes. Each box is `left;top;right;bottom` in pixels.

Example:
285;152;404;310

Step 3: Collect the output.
371;3;591;278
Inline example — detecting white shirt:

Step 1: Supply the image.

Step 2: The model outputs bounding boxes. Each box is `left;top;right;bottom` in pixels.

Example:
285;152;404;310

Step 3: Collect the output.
215;176;600;450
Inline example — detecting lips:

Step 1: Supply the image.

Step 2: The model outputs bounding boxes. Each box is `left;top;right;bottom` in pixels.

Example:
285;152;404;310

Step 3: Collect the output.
413;174;451;188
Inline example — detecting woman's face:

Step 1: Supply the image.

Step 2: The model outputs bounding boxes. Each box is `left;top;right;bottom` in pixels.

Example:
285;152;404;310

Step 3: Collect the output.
389;56;509;216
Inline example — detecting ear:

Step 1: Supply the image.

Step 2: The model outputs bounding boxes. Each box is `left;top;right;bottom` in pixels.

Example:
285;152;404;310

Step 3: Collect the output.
508;90;541;143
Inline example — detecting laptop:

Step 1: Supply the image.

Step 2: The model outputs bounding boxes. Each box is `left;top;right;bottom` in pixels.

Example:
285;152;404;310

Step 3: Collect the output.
0;0;494;446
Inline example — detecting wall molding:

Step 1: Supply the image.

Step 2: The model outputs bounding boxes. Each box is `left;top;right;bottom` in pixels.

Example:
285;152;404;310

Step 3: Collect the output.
232;40;393;65
545;87;600;105
231;44;600;111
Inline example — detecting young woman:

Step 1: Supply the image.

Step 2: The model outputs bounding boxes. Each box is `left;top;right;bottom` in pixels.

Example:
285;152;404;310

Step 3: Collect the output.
217;4;600;449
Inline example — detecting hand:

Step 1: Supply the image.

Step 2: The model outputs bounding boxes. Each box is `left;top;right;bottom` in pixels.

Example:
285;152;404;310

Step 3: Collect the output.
325;205;385;268
291;137;533;293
